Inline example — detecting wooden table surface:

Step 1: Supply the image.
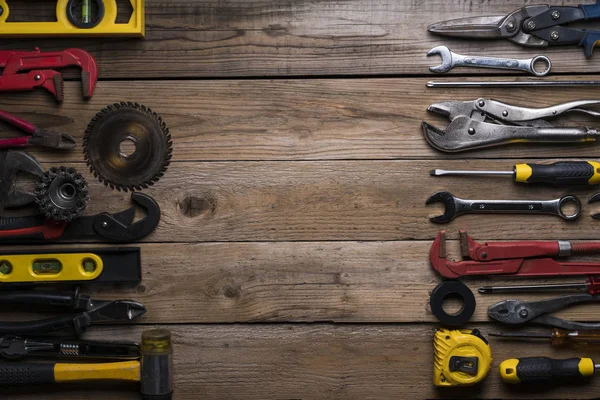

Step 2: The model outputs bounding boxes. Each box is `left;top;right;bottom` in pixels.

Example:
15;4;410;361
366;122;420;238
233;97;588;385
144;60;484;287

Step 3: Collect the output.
3;1;600;399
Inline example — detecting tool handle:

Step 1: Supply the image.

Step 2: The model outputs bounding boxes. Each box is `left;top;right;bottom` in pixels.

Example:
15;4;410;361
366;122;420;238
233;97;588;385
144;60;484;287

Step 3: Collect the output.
579;30;600;57
0;290;76;308
0;314;88;336
514;161;600;185
581;2;600;20
0;363;55;386
0;110;36;134
500;357;595;384
0;217;67;241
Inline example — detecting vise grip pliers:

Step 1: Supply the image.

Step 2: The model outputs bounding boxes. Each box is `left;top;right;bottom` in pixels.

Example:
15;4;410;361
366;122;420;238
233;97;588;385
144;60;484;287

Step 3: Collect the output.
430;230;600;279
423;98;600;152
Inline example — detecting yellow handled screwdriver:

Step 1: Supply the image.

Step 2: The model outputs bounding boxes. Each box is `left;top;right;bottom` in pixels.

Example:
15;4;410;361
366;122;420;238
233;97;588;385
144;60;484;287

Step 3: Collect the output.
431;161;600;185
500;356;599;384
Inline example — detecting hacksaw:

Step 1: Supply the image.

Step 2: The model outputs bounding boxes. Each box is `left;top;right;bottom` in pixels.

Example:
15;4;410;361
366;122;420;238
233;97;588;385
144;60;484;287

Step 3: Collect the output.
0;0;144;37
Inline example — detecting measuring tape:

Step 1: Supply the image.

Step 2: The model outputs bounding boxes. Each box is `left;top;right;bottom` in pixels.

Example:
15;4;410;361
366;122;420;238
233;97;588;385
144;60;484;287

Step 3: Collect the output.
0;0;144;37
433;328;492;387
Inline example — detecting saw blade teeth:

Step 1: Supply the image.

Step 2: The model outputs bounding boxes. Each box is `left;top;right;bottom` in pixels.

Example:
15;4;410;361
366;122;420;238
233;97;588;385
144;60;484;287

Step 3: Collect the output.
84;102;172;191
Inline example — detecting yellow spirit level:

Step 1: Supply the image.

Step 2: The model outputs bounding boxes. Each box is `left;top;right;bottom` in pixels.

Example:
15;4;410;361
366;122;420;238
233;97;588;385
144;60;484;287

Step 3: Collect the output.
0;0;144;37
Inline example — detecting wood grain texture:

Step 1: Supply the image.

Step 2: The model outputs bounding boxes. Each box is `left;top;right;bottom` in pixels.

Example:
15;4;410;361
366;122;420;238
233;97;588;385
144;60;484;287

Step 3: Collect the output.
4;324;599;400
5;78;600;163
11;240;597;324
30;159;600;243
1;0;598;78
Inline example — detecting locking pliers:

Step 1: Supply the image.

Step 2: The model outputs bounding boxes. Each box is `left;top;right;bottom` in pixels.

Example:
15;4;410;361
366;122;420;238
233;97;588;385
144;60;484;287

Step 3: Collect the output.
423;98;600;152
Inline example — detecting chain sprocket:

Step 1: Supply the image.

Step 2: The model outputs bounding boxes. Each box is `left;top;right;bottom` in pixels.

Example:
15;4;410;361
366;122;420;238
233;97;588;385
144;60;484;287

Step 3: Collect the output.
83;102;172;191
35;166;89;221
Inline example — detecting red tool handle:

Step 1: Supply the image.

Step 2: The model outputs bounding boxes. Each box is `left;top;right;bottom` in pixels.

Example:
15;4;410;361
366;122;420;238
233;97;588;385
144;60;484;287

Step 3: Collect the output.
587;276;600;295
0;219;67;240
0;110;36;134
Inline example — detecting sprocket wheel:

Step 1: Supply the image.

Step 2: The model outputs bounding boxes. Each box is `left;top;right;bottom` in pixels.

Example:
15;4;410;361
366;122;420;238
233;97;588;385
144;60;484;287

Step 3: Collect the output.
35;167;89;221
83;102;172;191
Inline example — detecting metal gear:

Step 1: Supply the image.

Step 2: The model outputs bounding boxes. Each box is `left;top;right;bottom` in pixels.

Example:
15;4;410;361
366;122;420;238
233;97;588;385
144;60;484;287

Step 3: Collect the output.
35;166;89;222
83;102;172;191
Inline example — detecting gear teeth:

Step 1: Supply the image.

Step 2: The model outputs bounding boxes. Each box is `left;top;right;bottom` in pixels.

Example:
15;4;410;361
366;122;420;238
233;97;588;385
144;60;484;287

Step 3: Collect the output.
83;101;172;191
34;166;90;222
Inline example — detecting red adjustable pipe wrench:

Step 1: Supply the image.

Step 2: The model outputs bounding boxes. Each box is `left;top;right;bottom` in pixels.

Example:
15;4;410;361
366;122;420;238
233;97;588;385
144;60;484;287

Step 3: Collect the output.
0;47;98;102
430;230;600;278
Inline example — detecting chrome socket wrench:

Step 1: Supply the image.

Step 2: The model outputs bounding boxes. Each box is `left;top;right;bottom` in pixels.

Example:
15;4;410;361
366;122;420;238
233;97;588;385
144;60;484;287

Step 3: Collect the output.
426;192;581;223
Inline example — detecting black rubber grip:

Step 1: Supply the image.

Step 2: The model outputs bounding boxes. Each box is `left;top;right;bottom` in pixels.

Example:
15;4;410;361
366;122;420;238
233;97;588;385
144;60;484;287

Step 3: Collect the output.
525;162;595;184
0;362;55;386
516;357;587;383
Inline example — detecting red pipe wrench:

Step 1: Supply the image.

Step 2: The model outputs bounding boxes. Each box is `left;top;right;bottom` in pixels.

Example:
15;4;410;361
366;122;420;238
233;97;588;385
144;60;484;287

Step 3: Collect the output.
430;230;600;278
0;47;98;102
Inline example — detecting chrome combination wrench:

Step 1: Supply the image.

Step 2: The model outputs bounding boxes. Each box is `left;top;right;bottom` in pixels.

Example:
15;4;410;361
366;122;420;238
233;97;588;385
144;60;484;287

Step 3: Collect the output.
425;192;581;223
427;46;551;76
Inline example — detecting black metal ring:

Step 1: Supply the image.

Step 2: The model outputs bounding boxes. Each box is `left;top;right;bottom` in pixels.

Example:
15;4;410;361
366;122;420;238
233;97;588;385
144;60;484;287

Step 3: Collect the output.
67;0;105;29
430;280;476;326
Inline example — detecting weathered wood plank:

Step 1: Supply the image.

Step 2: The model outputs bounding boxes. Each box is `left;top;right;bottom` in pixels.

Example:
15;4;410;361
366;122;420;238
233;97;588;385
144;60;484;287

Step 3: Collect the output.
3;78;600;164
6;324;599;400
9;241;597;324
0;0;597;78
32;159;599;242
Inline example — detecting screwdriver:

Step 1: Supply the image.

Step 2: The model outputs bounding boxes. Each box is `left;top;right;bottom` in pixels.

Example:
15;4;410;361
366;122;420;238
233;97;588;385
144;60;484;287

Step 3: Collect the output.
431;161;600;185
491;328;600;347
500;356;600;384
479;276;600;295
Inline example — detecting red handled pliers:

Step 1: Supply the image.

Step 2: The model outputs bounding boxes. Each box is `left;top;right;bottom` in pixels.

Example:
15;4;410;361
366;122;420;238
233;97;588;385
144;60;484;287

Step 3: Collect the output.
0;110;75;150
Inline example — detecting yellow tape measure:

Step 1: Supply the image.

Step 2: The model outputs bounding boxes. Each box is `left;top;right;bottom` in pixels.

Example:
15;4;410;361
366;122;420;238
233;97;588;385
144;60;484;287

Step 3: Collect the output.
433;328;492;387
0;0;144;37
0;253;103;283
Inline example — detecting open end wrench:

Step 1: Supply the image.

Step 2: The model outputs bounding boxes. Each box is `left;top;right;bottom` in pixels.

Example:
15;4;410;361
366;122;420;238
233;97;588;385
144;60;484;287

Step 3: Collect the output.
426;191;581;223
427;46;552;76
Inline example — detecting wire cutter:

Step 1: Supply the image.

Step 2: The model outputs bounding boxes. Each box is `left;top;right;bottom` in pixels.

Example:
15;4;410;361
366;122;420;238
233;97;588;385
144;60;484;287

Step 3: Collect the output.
489;294;600;331
0;110;75;150
0;336;140;360
428;1;600;58
0;288;146;336
423;98;600;152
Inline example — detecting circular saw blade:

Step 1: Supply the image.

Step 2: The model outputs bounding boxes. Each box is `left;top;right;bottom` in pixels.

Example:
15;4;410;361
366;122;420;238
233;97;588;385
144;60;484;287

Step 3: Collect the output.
83;102;172;191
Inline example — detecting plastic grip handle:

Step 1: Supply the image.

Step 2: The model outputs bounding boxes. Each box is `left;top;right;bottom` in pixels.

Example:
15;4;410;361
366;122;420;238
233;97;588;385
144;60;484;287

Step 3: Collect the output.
0;363;55;386
512;357;590;383
525;162;596;184
580;2;600;19
579;30;600;57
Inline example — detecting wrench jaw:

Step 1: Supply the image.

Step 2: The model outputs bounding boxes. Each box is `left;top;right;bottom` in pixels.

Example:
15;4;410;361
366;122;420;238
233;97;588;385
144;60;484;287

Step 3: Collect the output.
427;46;453;73
589;193;600;219
422;118;479;153
426;191;458;223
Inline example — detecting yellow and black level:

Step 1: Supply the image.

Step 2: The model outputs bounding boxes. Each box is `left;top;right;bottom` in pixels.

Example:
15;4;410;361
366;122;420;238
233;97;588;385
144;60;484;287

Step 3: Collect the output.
0;0;144;37
0;248;141;285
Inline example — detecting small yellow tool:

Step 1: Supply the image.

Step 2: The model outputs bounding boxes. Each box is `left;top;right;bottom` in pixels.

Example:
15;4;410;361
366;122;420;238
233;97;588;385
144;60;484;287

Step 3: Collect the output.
0;253;103;283
0;0;144;37
433;328;492;387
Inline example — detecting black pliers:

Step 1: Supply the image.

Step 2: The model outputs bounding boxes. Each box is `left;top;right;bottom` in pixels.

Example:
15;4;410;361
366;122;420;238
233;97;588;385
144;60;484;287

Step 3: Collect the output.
429;1;600;57
0;110;75;150
0;288;146;336
489;294;600;331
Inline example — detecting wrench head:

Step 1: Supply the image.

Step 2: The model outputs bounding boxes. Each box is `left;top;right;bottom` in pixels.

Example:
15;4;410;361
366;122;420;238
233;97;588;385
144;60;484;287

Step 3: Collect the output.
427;46;452;73
589;192;600;219
426;191;458;223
